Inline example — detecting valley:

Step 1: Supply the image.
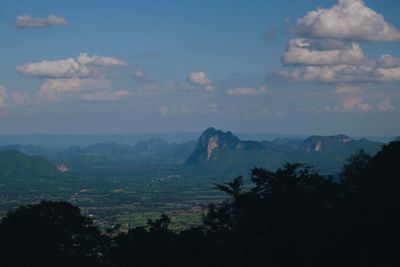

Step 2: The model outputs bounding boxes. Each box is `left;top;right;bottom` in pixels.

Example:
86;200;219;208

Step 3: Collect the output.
0;128;390;230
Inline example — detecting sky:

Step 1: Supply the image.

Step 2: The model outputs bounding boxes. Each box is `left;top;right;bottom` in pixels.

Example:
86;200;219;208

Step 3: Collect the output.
0;0;399;136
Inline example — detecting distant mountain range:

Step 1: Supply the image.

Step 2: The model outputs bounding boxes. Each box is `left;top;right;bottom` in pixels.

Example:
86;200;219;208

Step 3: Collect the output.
0;127;390;175
0;132;395;148
185;127;383;174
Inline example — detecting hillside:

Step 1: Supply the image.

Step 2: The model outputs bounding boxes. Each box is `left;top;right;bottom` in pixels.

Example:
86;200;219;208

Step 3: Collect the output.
0;150;60;179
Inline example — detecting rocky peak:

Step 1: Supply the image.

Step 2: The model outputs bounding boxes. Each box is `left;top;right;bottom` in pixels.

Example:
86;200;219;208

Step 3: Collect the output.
186;127;256;163
303;134;353;152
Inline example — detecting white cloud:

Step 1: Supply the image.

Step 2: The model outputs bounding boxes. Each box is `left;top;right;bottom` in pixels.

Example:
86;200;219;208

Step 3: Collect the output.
80;90;130;102
341;97;371;112
17;53;127;78
188;72;215;91
377;98;395;111
15;15;68;28
281;64;400;83
376;67;400;81
281;1;400;84
296;0;400;41
335;85;362;94
0;85;7;109
226;85;268;96
77;53;127;67
38;78;111;101
377;55;400;68
17;58;95;79
282;38;366;66
9;78;127;105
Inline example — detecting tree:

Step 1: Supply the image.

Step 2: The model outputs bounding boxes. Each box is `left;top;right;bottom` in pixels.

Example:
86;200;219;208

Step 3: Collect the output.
0;200;108;267
204;163;340;266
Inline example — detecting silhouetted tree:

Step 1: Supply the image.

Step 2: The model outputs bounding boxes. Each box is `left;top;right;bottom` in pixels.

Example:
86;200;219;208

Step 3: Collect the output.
336;141;400;266
204;163;340;266
0;200;108;267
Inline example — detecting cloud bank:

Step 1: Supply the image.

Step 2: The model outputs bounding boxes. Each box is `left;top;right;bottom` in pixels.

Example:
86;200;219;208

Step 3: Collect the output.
15;15;68;28
226;85;268;96
296;0;400;41
281;0;400;83
16;53;127;79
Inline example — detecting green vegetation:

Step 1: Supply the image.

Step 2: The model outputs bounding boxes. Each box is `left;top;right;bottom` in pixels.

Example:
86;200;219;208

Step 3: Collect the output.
0;141;399;266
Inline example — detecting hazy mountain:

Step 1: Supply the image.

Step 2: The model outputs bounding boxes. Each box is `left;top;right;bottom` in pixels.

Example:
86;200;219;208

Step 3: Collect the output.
1;133;394;148
0;150;60;179
0;144;53;156
186;127;263;163
59;139;196;171
186;128;383;174
0;129;385;175
0;133;201;148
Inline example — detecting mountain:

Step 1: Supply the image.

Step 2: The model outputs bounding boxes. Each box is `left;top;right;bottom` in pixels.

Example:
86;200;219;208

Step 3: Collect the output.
303;134;352;152
0;150;60;179
186;127;263;163
58;138;196;171
0;144;56;156
186;128;383;174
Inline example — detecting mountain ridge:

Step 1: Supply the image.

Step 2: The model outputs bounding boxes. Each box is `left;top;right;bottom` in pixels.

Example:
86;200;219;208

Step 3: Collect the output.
185;128;382;174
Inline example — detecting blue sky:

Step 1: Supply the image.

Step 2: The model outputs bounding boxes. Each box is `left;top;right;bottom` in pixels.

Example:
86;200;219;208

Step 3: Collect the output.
0;0;399;136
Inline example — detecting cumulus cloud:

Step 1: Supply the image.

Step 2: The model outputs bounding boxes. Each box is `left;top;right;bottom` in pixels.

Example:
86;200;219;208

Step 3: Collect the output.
320;96;396;113
341;97;371;112
226;85;268;96
188;72;215;91
17;53;127;79
282;38;366;66
296;0;400;41
80;90;130;102
77;53;127;67
281;64;400;83
377;55;400;68
15;15;68;28
281;0;400;84
38;78;111;101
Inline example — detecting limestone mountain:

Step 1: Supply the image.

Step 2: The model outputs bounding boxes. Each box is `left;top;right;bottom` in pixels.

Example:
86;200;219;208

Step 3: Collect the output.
186;127;263;163
186;128;383;174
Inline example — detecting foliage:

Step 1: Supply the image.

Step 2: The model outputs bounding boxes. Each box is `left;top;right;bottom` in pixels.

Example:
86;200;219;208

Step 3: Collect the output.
0;200;108;267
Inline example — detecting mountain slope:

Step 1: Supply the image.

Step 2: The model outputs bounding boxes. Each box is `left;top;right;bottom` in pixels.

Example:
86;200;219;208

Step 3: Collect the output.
186;127;263;163
0;150;60;179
